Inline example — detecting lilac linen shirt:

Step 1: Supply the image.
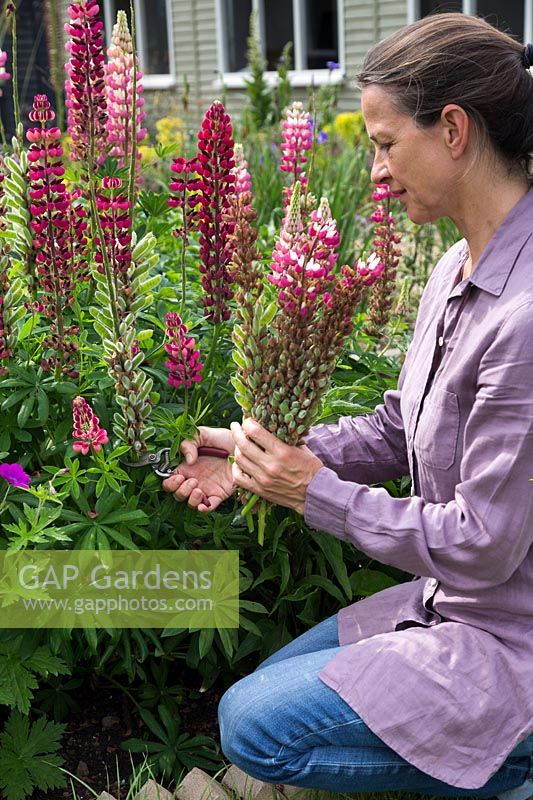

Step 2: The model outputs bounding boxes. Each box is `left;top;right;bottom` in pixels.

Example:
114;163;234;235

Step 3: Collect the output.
303;188;533;790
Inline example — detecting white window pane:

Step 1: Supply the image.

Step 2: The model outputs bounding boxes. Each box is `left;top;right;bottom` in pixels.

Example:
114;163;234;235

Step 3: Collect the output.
264;0;294;69
142;0;170;74
305;0;338;69
476;0;524;40
223;0;252;72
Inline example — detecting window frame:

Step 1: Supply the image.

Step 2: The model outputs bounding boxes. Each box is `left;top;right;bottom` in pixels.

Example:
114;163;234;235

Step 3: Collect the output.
407;0;533;43
215;0;345;88
102;0;176;89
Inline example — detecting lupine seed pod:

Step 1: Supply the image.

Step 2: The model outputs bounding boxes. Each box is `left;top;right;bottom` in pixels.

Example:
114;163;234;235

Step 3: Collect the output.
364;183;402;337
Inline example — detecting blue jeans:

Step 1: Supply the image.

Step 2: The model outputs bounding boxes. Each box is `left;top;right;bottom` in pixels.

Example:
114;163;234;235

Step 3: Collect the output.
218;612;533;798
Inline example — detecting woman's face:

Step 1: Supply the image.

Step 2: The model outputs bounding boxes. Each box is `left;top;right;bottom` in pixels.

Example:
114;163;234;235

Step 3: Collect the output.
361;84;459;225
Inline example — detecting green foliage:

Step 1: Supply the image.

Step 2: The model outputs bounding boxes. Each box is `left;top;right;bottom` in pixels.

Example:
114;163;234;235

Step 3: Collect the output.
0;710;66;800
242;10;273;132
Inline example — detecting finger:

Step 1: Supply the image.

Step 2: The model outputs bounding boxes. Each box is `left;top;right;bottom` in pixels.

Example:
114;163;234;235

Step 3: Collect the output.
188;486;206;509
172;477;198;502
241;418;281;454
231;460;256;492
231;422;270;467
180;439;198;465
234;444;261;482
162;472;185;493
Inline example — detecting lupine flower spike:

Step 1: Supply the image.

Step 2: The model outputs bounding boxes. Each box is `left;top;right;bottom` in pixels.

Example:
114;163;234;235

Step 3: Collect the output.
105;10;146;181
280;101;313;208
0;50;10;95
364;184;402;336
72;396;109;455
65;0;108;166
195;101;236;323
164;312;203;388
94;176;132;306
27;94;89;374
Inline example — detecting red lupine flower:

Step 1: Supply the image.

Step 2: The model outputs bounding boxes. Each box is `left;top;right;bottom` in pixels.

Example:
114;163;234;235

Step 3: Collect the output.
195;101;236;323
72;396;109;455
27;95;89;371
164;312;203;388
65;0;107;165
105;10;146;181
168;155;203;233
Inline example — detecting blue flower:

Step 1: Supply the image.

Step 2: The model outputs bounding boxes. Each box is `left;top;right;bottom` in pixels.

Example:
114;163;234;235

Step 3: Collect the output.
318;130;329;144
326;60;340;71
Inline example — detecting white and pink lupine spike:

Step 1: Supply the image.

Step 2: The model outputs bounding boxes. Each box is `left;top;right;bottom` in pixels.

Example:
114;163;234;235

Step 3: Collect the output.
280;101;313;187
356;252;385;285
105;10;146;177
232;143;252;196
0;50;10;98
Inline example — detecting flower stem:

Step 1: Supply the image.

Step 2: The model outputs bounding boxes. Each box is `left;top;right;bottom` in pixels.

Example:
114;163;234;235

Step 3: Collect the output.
127;0;138;218
10;5;22;146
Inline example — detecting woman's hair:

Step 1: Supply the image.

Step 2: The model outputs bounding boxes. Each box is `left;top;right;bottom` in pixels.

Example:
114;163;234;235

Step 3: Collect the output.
357;13;533;172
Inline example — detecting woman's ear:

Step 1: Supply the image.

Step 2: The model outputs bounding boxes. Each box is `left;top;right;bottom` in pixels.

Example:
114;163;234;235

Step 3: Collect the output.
440;104;470;160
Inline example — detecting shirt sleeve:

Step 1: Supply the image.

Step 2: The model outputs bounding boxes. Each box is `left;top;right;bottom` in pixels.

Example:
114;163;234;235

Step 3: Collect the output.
302;356;410;484
304;302;533;591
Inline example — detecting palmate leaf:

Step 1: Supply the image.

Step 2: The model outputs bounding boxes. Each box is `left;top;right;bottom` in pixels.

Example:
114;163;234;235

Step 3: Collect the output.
0;711;66;800
0;643;69;714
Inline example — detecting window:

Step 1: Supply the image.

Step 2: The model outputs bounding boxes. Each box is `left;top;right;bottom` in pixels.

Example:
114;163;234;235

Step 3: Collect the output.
216;0;344;87
410;0;532;43
102;0;175;88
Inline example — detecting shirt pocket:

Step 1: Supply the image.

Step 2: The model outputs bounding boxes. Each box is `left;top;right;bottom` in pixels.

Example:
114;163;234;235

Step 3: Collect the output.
415;387;460;470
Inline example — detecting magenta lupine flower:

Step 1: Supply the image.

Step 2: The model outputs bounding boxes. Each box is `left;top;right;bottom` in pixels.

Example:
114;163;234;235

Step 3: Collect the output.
105;11;146;180
64;0;107;165
0;50;10;98
72;396;109;455
168;156;203;227
280;101;313;205
356;252;385;285
195;101;236;323
232;143;252;196
94;176;132;297
27;95;89;371
164;312;203;388
0;463;31;489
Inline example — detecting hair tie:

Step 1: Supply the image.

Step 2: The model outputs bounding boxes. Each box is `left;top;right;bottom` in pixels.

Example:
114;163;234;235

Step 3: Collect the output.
522;43;533;68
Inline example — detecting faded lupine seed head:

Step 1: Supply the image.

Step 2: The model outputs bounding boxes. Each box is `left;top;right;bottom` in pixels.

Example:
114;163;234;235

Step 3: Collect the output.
65;0;108;165
105;10;146;179
72;396;109;455
364;184;402;336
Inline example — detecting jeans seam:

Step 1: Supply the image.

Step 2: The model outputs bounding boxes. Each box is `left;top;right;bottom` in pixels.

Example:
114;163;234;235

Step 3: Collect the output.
276;717;367;763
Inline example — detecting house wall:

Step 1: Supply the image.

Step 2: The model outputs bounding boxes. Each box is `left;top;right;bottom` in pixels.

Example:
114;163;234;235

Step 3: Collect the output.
145;0;409;133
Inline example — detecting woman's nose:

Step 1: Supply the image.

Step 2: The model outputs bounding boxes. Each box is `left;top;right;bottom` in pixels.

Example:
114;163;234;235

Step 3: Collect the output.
370;153;391;185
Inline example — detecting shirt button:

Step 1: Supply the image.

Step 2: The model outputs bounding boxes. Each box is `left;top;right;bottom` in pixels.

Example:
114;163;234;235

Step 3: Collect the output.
438;336;444;346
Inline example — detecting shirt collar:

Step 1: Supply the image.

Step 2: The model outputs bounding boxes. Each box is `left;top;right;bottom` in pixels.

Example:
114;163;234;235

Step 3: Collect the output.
463;187;533;297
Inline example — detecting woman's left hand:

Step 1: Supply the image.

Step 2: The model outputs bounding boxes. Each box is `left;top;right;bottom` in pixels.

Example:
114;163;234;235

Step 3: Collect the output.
230;418;324;514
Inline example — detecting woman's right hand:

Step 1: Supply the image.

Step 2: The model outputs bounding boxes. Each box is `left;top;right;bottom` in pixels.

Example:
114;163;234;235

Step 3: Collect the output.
162;426;235;512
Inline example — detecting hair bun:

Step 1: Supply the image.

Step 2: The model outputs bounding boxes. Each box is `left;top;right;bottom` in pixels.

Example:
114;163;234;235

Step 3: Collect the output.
522;43;533;68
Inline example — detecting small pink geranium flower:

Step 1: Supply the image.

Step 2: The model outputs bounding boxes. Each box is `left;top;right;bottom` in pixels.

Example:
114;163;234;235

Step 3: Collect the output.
0;463;31;489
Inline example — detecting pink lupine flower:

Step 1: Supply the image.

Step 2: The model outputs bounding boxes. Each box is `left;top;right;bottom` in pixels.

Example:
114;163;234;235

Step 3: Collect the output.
94;176;132;299
65;0;107;165
27;95;89;371
168;156;203;226
164;312;203;388
72;396;109;454
364;184;402;335
105;10;146;180
195;101;236;323
232;143;252;196
0;463;31;489
0;50;10;98
280;101;313;204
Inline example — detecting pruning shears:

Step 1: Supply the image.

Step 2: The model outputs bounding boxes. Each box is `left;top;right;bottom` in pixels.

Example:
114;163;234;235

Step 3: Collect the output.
121;446;230;478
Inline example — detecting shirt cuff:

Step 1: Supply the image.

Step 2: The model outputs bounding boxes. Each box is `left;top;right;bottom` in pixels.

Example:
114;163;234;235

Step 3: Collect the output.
304;466;359;538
